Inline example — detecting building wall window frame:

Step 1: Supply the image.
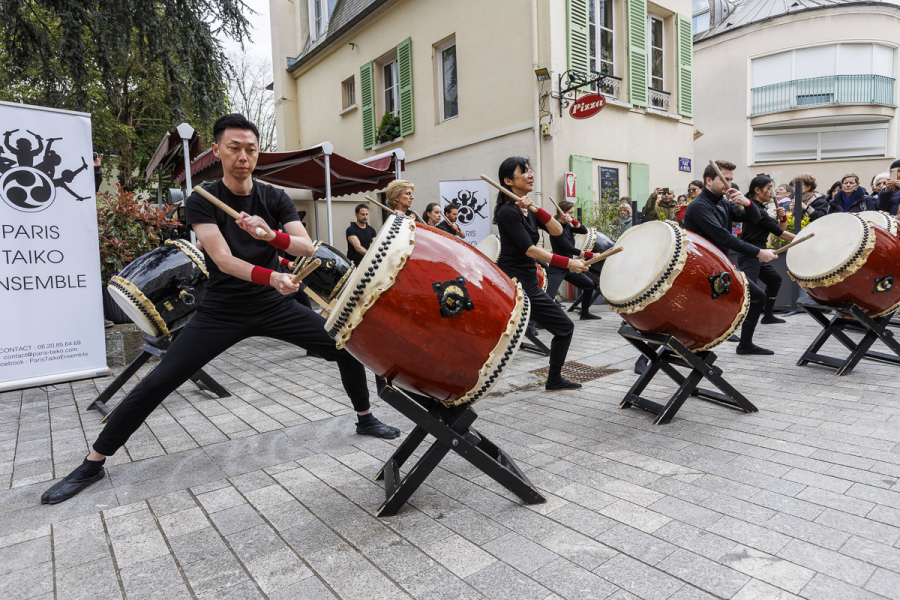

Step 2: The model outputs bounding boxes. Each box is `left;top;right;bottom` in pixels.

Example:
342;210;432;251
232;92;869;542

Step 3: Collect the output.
752;123;889;163
648;14;667;109
341;76;356;112
589;0;615;77
692;0;709;34
383;59;399;117
436;38;458;122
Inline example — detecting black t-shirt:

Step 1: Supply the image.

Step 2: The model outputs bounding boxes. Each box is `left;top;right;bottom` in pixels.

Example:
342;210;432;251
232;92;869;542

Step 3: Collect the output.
549;222;587;260
495;203;548;282
345;221;377;264
185;179;300;308
741;200;785;250
436;220;460;236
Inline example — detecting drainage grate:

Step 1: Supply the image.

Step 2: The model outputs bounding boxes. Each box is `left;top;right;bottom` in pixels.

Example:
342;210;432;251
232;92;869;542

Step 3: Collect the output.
531;361;622;383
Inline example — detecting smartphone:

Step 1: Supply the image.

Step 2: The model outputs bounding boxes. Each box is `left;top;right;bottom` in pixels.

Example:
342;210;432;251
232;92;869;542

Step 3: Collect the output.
662;188;670;194
93;152;98;160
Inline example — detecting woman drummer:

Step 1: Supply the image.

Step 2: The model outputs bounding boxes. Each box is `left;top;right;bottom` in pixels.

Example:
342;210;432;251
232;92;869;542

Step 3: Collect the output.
741;175;795;325
424;202;443;227
385;179;424;223
494;157;588;391
545;200;601;321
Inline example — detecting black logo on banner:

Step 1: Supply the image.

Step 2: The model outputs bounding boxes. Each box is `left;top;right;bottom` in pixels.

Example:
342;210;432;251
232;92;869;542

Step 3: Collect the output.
0;129;90;212
442;189;487;226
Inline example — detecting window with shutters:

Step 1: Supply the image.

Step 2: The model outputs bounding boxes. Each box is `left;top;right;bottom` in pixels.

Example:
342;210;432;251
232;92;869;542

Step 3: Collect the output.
752;124;888;163
383;60;399;117
589;0;614;77
649;16;664;92
341;76;356;111
436;38;458;122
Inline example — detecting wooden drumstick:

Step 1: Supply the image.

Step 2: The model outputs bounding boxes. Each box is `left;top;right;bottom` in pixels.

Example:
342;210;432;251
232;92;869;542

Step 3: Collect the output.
547;196;564;217
291;258;321;284
363;194;395;214
708;160;730;192
584;246;624;266
480;174;538;213
193;185;269;238
773;232;815;256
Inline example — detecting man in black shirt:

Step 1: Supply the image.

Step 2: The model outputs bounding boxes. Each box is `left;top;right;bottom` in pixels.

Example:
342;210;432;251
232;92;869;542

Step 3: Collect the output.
41;114;399;505
346;204;377;265
684;160;777;355
436;203;466;240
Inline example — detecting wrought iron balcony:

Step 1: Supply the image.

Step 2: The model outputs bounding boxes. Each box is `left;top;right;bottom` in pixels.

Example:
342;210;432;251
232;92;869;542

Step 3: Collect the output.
595;75;623;100
751;74;895;115
648;87;671;111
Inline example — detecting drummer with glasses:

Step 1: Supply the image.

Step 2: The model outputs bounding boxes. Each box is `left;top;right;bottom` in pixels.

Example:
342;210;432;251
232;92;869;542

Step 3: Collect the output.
493;157;589;391
545;200;601;321
386;179;424;223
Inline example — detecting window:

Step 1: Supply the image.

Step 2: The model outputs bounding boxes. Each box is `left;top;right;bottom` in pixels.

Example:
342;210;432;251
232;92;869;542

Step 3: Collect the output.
649;16;664;91
753;124;888;163
341;76;356;110
437;39;458;121
589;0;614;76
314;0;323;37
752;44;895;87
692;0;710;34
383;60;399;117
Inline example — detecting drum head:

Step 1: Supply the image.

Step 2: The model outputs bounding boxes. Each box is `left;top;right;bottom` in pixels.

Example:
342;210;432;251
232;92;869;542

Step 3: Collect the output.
573;227;596;253
786;213;869;282
592;231;615;254
107;283;158;336
475;234;501;263
858;210;898;236
599;221;677;305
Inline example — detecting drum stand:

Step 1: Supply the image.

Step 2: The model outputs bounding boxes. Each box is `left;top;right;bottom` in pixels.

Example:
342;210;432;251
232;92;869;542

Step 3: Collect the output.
797;303;900;376
373;383;546;517
86;331;231;418
521;325;550;356
618;324;758;425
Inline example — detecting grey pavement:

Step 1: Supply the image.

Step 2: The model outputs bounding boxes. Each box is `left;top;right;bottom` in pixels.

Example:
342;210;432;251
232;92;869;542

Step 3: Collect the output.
1;305;899;599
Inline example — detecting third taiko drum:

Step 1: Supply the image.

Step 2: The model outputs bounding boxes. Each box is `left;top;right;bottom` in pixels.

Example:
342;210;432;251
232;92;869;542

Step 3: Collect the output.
325;215;530;406
786;212;900;316
598;221;749;351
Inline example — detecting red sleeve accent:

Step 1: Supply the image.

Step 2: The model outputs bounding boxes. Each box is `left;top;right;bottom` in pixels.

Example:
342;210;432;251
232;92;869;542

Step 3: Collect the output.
549;254;569;269
279;257;291;267
583;251;594;260
571;219;580;228
251;266;273;286
269;230;291;250
535;208;552;224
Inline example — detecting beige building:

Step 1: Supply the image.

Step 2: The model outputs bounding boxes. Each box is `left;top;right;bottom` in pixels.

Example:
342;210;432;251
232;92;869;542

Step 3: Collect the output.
269;0;695;244
693;0;900;192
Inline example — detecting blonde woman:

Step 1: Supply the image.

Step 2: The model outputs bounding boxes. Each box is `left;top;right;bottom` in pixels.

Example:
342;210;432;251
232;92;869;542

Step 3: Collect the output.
385;179;424;223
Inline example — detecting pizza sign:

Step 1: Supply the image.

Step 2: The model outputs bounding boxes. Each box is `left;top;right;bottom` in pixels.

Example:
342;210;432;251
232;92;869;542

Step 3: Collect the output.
569;94;606;119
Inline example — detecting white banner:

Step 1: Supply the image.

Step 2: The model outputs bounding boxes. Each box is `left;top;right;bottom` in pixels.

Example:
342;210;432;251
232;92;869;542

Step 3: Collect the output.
439;179;491;246
0;102;108;391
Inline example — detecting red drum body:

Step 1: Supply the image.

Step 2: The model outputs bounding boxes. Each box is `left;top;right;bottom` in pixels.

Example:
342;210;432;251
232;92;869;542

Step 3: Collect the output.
325;216;530;406
536;263;548;292
787;213;900;316
598;221;749;351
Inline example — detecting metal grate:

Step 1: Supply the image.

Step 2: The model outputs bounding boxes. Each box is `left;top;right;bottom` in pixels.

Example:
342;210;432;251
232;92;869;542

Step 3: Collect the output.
531;362;622;384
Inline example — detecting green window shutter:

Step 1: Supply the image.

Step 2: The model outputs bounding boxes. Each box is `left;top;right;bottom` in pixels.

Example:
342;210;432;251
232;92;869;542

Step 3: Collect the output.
360;62;375;150
629;162;650;209
626;0;648;107
397;37;415;137
569;155;594;210
676;13;693;117
567;0;590;80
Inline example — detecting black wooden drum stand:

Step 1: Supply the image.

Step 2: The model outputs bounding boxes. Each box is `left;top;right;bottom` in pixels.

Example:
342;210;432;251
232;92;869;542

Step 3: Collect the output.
521;327;550;356
797;303;900;376
618;324;758;425
87;331;230;418
373;383;546;517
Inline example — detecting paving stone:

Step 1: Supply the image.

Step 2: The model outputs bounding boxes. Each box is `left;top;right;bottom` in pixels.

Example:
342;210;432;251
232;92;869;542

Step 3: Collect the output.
118;553;191;600
539;529;618;570
532;558;619;600
0;560;53;600
799;573;885;600
465;561;550;600
657;548;750;598
720;545;815;593
732;579;803;600
55;556;122;600
654;521;737;561
594;554;684;600
181;549;249;596
269;576;338;600
777;539;875;587
244;547;312;595
421;534;497;579
863;568;900;600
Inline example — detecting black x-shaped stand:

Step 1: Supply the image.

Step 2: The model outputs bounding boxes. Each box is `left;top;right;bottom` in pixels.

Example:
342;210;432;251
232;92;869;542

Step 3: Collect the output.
521;327;550;356
797;303;900;376
373;383;546;517
618;324;758;425
87;331;230;418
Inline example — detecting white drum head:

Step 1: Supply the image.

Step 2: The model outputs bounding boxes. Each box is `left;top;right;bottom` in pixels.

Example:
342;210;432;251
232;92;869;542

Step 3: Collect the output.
599;221;677;305
107;283;159;337
858;210;898;236
786;213;868;280
573;227;596;253
475;234;501;263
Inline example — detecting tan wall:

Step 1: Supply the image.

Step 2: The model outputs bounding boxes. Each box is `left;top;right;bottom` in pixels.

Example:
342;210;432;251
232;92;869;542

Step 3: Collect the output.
693;6;900;192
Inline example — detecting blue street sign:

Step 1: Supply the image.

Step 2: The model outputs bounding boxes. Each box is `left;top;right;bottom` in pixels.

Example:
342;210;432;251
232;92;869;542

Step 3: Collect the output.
679;157;692;172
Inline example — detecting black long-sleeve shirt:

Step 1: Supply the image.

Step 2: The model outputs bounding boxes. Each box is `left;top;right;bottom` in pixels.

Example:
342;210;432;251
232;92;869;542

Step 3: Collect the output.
878;188;900;215
684;187;762;258
741;200;784;250
549;221;588;259
495;203;548;281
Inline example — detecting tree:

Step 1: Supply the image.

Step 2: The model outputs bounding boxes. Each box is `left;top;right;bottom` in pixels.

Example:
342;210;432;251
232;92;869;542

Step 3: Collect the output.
225;52;277;152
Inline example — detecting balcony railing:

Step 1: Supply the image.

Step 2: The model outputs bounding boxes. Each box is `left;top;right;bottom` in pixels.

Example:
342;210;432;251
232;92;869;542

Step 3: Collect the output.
649;87;671;111
751;74;895;115
596;75;623;100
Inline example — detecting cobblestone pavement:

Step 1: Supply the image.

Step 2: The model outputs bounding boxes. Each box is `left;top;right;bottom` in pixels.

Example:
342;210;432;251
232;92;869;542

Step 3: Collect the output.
2;306;900;599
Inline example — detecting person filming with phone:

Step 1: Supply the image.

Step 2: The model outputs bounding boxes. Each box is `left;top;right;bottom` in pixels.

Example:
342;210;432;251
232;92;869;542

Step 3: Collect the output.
643;187;678;221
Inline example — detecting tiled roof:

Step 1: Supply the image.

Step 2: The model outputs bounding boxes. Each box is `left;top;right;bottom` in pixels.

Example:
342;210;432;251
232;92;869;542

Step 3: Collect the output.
290;0;391;72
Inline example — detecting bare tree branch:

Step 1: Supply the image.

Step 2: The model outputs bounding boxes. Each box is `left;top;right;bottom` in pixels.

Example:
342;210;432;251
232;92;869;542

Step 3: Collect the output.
225;52;277;152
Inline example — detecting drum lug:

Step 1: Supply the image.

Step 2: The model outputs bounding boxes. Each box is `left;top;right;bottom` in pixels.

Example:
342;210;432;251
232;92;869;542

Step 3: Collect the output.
708;272;732;300
179;288;196;305
874;275;894;294
433;277;475;318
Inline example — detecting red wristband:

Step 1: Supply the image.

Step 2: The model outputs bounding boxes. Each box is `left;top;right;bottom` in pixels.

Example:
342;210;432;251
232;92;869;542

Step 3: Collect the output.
571;219;580;228
279;257;291;267
583;251;594;260
535;208;552;224
269;230;290;250
251;266;273;286
549;254;569;269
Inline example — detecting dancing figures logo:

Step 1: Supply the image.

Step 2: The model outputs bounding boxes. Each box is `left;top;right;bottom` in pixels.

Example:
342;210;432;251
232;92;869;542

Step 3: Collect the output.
443;189;487;226
0;129;90;213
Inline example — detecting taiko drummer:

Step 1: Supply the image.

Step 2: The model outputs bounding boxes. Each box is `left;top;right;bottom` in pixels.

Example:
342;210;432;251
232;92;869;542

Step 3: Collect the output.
41;114;399;505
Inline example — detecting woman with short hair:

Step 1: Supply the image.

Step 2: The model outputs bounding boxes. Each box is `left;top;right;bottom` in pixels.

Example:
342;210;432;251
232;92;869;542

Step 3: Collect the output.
788;174;828;221
828;174;875;214
385;180;424;223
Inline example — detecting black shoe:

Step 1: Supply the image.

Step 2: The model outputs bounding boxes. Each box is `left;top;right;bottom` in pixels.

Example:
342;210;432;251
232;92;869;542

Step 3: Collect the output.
761;298;784;323
579;313;602;321
356;417;401;439
736;344;774;355
546;377;582;391
727;335;740;343
306;350;323;359
41;465;105;505
761;315;786;324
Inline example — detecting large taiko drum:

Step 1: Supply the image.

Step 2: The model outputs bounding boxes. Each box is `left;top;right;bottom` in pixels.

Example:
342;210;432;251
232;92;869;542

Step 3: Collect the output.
574;227;616;277
108;239;208;337
786;213;900;316
325;216;530;406
475;233;548;291
598;221;749;351
291;241;354;302
857;210;899;237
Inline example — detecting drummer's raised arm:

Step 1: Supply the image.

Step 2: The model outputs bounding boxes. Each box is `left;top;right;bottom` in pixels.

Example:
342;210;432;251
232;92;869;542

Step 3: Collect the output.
283;220;316;258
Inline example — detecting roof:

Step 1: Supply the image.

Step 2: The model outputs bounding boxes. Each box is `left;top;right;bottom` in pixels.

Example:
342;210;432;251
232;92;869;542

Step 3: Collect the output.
695;0;900;41
145;128;203;181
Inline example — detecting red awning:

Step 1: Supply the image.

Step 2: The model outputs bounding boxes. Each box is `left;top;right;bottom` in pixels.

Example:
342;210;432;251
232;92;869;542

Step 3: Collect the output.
145;128;203;181
174;143;404;199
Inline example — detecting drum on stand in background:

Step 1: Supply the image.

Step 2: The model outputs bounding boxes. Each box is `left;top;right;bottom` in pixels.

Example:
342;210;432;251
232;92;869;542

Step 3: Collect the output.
475;234;501;262
326;217;530;406
108;239;208;338
536;263;548;292
787;213;900;316
598;221;749;352
574;227;616;278
857;210;899;238
292;241;354;302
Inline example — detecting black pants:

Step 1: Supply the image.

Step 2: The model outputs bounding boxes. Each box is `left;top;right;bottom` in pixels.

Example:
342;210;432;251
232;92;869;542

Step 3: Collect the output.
93;297;370;456
738;256;782;299
522;276;574;374
739;277;766;346
545;266;598;315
